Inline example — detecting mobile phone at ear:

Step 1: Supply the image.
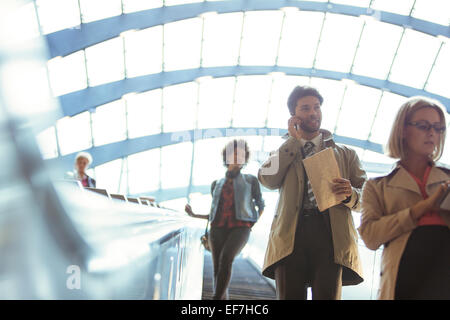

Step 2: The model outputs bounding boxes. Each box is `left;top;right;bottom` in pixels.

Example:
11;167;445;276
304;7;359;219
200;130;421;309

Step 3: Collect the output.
440;187;450;210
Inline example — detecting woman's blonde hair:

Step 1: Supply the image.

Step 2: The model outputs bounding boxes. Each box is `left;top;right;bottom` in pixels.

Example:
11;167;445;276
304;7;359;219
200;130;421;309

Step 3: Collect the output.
386;96;447;161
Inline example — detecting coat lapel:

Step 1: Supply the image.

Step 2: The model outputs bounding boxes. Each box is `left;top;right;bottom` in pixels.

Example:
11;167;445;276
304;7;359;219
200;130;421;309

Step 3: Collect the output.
387;164;421;196
386;162;449;196
425;165;450;195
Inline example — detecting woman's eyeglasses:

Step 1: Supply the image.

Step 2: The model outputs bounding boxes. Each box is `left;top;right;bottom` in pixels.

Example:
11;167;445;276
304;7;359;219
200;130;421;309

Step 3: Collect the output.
407;121;446;134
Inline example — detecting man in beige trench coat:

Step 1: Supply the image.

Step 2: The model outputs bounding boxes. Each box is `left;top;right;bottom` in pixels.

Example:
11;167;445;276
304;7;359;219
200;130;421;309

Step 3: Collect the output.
258;85;366;299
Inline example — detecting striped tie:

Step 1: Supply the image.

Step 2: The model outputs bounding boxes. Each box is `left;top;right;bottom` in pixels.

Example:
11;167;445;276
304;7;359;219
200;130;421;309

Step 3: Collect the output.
303;141;317;207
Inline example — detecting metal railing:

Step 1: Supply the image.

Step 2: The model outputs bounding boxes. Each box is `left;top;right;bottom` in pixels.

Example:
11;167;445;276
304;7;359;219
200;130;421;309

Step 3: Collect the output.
0;0;205;299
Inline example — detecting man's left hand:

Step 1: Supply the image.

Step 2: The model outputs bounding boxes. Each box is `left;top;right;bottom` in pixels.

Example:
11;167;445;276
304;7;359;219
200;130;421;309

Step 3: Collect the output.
331;178;353;197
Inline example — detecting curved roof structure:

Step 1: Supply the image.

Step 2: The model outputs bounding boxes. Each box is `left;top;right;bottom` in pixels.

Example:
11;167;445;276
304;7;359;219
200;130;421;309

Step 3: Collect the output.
30;0;449;203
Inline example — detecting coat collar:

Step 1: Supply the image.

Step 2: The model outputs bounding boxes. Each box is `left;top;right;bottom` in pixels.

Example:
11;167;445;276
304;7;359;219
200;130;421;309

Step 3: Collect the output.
386;161;449;195
427;162;450;185
282;129;336;148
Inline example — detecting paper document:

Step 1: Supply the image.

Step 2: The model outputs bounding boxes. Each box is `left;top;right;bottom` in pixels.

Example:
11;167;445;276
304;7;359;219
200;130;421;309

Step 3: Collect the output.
302;147;347;212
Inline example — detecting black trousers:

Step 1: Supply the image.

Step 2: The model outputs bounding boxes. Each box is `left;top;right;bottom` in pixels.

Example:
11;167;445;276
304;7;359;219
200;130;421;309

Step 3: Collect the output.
395;225;450;300
208;226;251;300
274;211;342;300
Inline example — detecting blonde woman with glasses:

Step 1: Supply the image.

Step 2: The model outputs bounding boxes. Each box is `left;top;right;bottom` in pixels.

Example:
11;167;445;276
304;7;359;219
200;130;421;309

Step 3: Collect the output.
359;96;450;300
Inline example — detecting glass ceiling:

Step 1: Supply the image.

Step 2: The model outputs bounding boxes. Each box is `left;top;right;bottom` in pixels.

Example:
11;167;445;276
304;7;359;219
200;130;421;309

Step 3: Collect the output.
28;0;448;197
23;0;450;300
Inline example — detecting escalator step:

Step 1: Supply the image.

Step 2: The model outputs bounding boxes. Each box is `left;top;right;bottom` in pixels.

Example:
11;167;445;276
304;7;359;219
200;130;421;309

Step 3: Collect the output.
202;252;276;300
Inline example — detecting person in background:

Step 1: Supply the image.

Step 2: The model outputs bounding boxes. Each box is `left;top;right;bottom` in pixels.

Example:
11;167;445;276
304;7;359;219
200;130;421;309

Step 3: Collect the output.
359;96;450;300
74;152;96;188
185;139;265;300
258;85;366;300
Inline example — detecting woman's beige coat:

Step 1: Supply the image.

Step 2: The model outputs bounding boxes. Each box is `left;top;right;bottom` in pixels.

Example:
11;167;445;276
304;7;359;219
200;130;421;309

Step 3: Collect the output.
258;130;366;285
358;162;450;299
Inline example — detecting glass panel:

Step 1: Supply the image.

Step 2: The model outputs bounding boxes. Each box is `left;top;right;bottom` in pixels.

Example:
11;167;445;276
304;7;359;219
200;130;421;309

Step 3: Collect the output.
47;51;87;96
1;59;55;119
127;89;162;139
262;136;285;153
239;11;284;66
86;168;95;179
314;13;363;73
277;11;324;68
165;0;203;5
370;0;415;15
369;92;408;145
412;0;450;26
192;138;229;186
388;29;441;89
244;191;280;268
335;84;381;140
309;78;346;133
363;149;397;165
439;134;450;166
36;126;58;159
161;143;193;189
128;149;160;194
188;193;213;219
342;244;376;299
332;0;371;6
243;159;261;178
366;171;385;179
85;37;124;86
36;0;81;34
162;82;198;132
352;20;403;79
371;248;383;299
124;26;163;77
267;75;310;128
425;42;450;97
346;145;365;161
118;159;128;194
122;0;163;13
201;12;243;67
94;159;122;193
197;77;235;129
159;198;189;212
79;0;122;23
91;100;127;146
232;75;272;127
56;112;92;155
13;2;40;40
163;18;202;71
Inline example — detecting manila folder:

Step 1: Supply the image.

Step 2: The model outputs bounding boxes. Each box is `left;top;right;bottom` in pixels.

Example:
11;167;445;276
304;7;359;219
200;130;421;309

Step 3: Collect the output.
302;147;347;212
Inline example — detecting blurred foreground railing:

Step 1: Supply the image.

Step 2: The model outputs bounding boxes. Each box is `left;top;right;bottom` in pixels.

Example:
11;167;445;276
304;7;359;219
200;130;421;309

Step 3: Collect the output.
0;0;204;299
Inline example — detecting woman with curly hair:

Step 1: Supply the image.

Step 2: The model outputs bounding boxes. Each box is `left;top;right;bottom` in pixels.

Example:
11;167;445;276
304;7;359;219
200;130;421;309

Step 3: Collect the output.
185;139;265;300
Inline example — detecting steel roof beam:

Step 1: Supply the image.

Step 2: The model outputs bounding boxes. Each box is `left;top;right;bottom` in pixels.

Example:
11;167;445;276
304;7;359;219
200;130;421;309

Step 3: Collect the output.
45;0;450;59
58;66;450;116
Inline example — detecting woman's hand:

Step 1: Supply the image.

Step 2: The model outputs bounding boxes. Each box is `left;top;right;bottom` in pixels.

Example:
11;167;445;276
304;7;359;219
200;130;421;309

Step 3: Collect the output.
185;204;194;217
410;182;449;220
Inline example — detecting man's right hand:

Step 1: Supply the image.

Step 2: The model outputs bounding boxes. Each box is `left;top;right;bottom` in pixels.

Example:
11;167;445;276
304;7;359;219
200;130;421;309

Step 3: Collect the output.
288;116;303;141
